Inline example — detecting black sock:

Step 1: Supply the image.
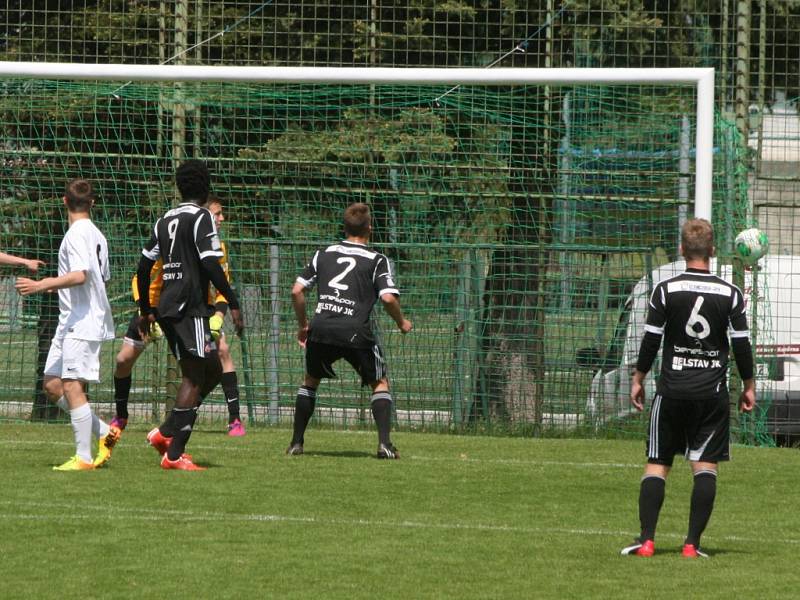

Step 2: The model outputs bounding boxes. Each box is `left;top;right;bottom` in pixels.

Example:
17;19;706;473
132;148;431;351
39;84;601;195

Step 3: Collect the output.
221;371;241;423
639;474;666;542
166;407;196;461
371;392;393;446
686;470;717;547
113;375;132;419
291;386;316;445
159;410;177;438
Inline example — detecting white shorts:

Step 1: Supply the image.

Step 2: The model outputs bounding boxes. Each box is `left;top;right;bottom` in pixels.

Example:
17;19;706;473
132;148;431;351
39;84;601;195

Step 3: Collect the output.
44;337;103;383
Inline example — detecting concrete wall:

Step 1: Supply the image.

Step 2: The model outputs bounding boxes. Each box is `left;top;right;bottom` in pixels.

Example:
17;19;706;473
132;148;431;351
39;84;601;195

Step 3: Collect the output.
751;165;800;256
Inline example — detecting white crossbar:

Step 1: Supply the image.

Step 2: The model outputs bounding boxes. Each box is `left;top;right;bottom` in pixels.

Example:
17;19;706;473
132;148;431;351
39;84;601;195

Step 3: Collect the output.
0;62;714;219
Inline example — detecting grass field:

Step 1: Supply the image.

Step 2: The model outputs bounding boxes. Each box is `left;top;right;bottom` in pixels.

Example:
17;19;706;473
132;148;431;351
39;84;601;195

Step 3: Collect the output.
1;423;798;599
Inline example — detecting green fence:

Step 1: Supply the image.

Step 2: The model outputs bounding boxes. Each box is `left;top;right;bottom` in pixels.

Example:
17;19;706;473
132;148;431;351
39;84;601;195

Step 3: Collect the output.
0;77;765;441
3;1;800;444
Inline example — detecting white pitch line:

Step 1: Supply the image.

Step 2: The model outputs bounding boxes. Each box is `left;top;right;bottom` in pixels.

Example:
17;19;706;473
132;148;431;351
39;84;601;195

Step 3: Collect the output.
0;500;797;546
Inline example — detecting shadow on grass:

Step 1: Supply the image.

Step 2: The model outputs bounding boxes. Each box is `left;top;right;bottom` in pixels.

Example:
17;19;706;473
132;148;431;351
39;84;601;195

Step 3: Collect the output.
299;450;373;459
691;548;746;558
201;430;244;436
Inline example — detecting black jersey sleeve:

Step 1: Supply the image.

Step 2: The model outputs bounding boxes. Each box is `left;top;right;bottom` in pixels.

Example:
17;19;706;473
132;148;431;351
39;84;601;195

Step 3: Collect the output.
296;250;320;289
141;219;161;261
136;255;156;315
731;337;754;380
729;286;754;379
373;255;399;297
644;283;667;332
635;283;666;373
728;286;750;339
194;210;224;260
201;256;240;310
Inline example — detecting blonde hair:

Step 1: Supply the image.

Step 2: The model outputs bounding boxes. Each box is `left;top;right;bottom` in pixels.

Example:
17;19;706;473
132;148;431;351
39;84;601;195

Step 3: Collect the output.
681;218;714;260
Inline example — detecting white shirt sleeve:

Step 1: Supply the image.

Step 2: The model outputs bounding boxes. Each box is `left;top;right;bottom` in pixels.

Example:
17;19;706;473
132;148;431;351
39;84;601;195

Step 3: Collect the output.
64;229;91;274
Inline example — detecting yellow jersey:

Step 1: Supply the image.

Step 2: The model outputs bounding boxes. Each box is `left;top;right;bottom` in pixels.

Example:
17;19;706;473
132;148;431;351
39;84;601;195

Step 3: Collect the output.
132;241;232;307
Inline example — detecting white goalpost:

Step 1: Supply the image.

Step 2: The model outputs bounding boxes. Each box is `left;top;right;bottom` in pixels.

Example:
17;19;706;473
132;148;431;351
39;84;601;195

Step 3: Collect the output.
0;62;715;219
0;61;723;429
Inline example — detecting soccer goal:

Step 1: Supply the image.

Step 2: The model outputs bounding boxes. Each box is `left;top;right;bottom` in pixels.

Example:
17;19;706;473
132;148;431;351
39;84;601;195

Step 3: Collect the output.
0;63;747;435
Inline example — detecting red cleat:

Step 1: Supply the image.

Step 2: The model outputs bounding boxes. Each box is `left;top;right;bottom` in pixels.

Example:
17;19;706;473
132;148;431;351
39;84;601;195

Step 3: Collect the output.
146;427;172;455
160;454;206;471
682;544;709;558
621;539;654;557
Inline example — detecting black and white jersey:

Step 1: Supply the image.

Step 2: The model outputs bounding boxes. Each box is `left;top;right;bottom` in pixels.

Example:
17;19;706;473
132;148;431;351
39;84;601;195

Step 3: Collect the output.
297;240;399;348
645;268;749;397
141;202;223;319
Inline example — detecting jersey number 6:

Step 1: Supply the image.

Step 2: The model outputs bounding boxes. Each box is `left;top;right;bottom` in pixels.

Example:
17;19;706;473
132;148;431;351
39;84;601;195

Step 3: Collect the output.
685;296;711;340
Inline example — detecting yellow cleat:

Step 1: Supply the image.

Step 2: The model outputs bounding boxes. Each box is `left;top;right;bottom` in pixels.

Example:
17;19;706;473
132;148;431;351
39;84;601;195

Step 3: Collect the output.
94;425;122;468
53;455;95;471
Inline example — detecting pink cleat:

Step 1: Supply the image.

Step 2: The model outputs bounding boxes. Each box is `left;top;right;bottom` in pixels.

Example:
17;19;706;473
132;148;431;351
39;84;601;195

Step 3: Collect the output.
227;418;246;437
110;416;128;430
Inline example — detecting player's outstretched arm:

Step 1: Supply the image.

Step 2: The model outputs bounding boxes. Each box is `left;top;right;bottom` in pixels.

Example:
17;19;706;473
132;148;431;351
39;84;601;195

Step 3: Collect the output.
201;257;243;335
15;270;86;295
380;293;412;334
291;282;309;346
0;252;45;273
228;308;243;336
134;254;158;338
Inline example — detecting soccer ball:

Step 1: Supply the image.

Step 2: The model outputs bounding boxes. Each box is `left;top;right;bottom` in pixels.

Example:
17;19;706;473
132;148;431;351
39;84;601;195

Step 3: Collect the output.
734;228;769;264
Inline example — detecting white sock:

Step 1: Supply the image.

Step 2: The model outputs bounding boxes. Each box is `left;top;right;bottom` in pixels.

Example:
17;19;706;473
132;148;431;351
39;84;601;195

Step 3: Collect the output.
56;396;69;412
69;403;93;463
92;411;110;439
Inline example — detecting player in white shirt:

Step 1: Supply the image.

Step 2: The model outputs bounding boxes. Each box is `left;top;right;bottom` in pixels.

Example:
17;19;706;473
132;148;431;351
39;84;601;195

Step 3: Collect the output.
16;179;120;471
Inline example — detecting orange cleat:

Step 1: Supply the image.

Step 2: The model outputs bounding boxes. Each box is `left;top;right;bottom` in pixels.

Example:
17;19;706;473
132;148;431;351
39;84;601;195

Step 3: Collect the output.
146;427;172;455
53;455;95;471
621;539;654;557
94;425;122;468
682;544;709;558
160;454;206;471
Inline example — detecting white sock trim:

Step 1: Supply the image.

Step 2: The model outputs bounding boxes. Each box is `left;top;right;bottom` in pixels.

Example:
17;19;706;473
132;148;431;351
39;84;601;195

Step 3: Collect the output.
56;396;69;412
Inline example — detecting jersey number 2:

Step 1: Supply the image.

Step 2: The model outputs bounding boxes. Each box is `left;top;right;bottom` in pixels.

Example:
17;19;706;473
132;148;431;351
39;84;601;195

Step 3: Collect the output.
329;257;356;290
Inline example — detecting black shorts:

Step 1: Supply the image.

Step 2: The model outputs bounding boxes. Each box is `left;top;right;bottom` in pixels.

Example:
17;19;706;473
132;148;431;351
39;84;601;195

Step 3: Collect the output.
305;341;387;386
159;316;217;360
646;391;730;466
123;314;145;347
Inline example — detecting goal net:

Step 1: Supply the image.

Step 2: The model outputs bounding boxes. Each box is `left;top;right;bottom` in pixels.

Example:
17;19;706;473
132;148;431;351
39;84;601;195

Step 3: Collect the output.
0;64;756;439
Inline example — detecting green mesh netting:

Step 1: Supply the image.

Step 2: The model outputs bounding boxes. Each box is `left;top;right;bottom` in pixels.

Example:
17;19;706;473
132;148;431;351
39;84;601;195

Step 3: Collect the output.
0;77;760;440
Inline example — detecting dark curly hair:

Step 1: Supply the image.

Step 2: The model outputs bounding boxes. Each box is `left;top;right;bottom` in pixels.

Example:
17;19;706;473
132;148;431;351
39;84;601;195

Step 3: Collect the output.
175;159;210;204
